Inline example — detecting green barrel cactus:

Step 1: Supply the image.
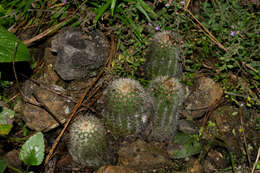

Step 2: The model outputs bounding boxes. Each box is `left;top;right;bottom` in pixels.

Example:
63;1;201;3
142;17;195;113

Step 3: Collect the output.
68;114;115;168
102;78;154;139
144;31;183;79
147;76;184;141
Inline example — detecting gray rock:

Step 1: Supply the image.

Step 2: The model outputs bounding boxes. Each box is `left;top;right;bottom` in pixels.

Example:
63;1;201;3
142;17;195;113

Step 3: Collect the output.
118;139;174;172
5;150;22;173
51;28;109;80
182;77;223;119
14;80;74;132
178;119;198;134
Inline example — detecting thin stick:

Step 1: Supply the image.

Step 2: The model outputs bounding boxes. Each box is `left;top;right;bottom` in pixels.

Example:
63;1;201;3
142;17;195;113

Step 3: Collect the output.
184;9;228;52
224;92;259;102
251;147;260;173
12;42;21;92
22;18;70;46
22;0;89;46
240;106;252;168
44;37;116;166
184;0;191;11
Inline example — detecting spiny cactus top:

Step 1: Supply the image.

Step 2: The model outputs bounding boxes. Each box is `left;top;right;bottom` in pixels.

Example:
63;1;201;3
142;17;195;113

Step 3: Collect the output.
68;114;115;168
147;76;184;141
144;31;183;79
102;78;154;139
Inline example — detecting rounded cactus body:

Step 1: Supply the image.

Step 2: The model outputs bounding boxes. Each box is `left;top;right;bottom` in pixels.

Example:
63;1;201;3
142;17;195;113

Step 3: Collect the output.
102;78;154;139
147;76;184;141
68;114;114;168
144;31;183;80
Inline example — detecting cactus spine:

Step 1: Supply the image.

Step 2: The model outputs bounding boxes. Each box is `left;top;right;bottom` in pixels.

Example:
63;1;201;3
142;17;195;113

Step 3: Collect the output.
102;78;153;138
144;31;183;79
68;114;114;168
147;76;184;141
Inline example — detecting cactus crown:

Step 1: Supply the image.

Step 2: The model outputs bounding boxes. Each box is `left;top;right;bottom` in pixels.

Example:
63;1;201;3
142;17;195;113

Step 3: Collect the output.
151;76;183;104
105;78;145;115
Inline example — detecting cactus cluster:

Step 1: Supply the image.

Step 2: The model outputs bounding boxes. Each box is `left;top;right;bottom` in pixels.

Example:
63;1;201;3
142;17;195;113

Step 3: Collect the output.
144;31;183;79
102;78;154;138
68;31;185;168
68;114;115;168
147;76;184;141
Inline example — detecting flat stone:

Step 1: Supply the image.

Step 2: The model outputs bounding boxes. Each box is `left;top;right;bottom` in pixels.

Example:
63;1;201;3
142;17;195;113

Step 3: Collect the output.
182;77;223;119
15;80;74;132
118;139;174;172
178;119;198;134
97;166;136;173
5;150;22;173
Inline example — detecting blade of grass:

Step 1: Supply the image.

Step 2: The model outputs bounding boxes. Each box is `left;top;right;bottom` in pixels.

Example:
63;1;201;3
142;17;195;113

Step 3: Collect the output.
117;9;143;42
111;0;117;16
136;2;151;22
137;0;157;18
94;0;112;25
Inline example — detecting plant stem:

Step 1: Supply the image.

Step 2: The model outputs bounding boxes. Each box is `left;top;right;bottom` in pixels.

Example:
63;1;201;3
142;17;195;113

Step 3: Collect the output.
7;164;24;173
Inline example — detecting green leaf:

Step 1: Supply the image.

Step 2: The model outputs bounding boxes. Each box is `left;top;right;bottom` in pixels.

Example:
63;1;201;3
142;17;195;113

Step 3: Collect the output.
111;0;117;16
0;158;7;173
171;132;201;159
0;107;14;135
19;132;45;166
257;160;260;169
0;25;30;62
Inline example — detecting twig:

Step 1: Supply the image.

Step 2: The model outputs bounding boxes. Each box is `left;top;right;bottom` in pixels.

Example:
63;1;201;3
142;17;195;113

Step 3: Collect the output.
183;8;228;52
242;62;259;73
12;42;21;92
240;105;252;168
184;0;191;11
202;95;224;128
22;0;89;46
44;37;117;166
224;92;260;102
251;147;260;173
22;18;71;46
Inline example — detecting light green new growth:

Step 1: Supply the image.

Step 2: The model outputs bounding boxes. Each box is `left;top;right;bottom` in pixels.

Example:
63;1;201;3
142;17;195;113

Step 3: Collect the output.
68;114;113;168
102;78;153;138
145;31;182;79
148;76;184;141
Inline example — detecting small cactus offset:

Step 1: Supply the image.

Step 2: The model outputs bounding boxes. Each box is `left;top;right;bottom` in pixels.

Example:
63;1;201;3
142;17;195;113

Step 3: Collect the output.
102;78;154;139
68;114;115;169
147;76;184;141
144;31;183;79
